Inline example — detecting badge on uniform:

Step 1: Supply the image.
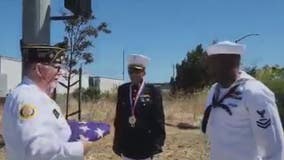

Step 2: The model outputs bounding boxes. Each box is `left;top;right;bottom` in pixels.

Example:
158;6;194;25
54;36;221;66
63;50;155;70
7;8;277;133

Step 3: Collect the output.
19;104;37;120
256;109;271;129
140;94;151;107
53;109;60;119
140;94;151;100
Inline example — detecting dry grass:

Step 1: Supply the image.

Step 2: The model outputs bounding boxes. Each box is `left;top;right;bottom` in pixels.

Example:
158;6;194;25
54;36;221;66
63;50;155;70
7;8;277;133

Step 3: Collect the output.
0;91;209;160
163;91;207;126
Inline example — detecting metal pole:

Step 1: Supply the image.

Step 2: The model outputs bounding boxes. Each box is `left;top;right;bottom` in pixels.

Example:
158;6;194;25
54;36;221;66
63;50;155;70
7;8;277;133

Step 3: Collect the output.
65;74;70;119
22;0;51;78
172;64;175;78
123;49;125;80
22;0;50;44
78;66;82;121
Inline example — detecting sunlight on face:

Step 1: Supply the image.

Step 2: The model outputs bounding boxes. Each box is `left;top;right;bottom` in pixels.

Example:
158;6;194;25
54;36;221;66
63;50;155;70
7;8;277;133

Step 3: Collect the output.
39;63;63;95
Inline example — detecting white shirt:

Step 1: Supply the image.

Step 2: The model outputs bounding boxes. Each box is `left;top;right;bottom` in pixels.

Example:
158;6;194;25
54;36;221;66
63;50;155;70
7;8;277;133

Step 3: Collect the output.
2;77;83;160
205;71;284;160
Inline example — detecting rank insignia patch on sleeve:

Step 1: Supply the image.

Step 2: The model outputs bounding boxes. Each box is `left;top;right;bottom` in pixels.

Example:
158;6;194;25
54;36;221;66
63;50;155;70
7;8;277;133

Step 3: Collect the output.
256;109;271;129
19;104;37;120
53;109;60;119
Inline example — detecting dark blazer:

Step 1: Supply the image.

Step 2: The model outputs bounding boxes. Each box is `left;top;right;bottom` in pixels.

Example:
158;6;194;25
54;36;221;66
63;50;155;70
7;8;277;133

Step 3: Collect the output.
113;83;166;159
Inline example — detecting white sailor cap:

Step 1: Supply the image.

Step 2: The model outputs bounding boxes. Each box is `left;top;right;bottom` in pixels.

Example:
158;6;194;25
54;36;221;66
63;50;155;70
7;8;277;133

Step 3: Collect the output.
128;54;150;70
206;41;246;56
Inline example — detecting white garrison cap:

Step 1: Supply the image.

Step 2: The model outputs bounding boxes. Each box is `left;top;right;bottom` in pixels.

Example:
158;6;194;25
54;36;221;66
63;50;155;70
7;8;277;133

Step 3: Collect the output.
206;41;246;56
128;54;150;69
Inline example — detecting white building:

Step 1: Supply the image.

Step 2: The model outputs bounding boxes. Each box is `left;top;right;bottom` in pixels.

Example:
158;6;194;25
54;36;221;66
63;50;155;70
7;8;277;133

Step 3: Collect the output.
56;75;124;94
90;76;124;93
56;73;90;94
0;55;124;96
0;56;22;97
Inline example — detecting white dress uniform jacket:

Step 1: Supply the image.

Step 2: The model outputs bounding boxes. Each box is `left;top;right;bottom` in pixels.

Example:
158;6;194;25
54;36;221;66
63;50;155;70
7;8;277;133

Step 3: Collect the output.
2;77;84;160
205;71;284;160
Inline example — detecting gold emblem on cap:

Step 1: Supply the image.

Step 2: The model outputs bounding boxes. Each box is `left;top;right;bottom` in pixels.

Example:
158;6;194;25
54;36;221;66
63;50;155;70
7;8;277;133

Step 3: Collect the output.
19;104;37;120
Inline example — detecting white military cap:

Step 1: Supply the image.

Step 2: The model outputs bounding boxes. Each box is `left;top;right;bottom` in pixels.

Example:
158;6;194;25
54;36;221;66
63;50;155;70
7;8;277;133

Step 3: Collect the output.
128;54;150;69
206;41;246;56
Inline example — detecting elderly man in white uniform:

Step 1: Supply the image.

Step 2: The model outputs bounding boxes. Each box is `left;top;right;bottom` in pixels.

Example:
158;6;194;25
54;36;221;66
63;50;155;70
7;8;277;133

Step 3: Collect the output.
2;44;94;160
201;41;284;160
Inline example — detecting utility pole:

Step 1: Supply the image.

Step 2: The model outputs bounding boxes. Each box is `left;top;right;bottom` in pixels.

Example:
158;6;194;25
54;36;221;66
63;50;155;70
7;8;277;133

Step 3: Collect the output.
21;0;51;78
172;64;175;78
122;49;125;80
22;0;50;44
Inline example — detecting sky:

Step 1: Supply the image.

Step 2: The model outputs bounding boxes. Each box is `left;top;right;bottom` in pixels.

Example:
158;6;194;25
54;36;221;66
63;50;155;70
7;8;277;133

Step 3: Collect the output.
0;0;284;83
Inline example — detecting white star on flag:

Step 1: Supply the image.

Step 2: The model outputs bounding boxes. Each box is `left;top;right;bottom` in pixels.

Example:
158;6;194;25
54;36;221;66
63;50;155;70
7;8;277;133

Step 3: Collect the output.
79;126;90;132
95;128;104;138
79;134;89;141
79;121;87;125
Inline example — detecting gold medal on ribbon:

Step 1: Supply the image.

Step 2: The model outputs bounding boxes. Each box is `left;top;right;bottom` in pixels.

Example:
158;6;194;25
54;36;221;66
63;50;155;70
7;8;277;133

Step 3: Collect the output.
129;115;136;127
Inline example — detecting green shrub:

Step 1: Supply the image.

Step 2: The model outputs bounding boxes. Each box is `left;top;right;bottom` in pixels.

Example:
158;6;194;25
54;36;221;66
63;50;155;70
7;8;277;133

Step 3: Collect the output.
254;65;284;124
262;80;284;123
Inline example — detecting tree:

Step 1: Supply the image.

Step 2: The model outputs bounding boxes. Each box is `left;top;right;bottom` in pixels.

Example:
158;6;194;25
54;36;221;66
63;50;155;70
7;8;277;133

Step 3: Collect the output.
56;15;111;117
255;65;284;122
244;65;257;77
173;44;210;93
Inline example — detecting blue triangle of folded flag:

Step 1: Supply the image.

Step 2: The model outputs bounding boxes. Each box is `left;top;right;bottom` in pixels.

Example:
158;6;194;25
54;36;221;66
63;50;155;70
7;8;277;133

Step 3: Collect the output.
68;120;111;142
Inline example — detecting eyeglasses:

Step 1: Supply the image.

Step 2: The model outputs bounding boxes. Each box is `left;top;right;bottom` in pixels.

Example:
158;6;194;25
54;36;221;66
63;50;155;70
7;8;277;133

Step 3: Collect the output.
50;64;61;73
42;63;62;73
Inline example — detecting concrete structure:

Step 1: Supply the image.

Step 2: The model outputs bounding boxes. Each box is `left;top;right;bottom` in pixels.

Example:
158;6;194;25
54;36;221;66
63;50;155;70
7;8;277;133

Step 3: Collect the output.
0;55;124;96
56;73;90;94
0;56;22;97
57;75;124;94
90;76;124;93
152;82;171;93
22;0;50;44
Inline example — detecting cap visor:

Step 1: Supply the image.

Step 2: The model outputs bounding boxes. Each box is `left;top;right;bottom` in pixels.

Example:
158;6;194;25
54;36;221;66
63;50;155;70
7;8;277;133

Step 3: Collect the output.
128;65;144;70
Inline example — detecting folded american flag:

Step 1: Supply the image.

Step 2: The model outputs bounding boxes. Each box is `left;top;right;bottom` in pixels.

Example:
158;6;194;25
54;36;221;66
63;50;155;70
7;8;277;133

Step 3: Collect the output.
67;120;110;142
